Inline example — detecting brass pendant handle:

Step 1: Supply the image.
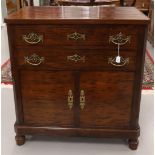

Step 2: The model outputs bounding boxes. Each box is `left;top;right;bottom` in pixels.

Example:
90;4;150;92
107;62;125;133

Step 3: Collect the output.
109;32;130;46
68;90;73;110
23;32;43;44
24;53;44;66
67;32;85;41
67;54;85;62
80;90;85;110
108;57;129;67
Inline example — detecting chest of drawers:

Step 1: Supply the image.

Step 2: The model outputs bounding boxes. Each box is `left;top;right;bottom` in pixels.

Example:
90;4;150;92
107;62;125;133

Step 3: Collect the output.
5;6;149;150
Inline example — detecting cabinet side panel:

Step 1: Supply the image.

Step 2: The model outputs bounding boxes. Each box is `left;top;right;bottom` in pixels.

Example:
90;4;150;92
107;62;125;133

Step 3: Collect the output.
130;26;148;128
6;25;24;124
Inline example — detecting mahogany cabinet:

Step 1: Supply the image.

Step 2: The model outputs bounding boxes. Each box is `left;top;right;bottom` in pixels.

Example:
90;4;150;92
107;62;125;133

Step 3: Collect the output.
5;6;149;150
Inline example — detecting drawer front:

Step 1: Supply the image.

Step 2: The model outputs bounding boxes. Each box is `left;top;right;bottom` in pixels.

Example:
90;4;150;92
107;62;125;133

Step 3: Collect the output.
16;48;137;71
20;70;75;127
79;71;134;128
14;25;139;49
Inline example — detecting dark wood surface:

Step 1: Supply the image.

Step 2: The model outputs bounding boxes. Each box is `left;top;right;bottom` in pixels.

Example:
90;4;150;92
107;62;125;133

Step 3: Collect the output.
79;71;134;128
4;6;149;24
5;7;149;150
21;70;75;127
15;48;137;71
15;125;140;138
14;25;139;48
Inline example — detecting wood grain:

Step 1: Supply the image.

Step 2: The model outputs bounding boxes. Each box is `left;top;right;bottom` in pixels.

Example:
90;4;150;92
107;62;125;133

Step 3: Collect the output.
4;6;149;25
14;25;139;49
21;70;75;127
16;47;137;71
15;125;140;138
79;71;134;128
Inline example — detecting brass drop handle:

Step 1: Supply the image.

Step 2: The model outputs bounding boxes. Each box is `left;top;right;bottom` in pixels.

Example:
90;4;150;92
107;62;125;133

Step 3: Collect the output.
67;54;85;62
24;53;44;66
109;32;130;46
108;32;130;67
23;32;43;44
68;90;73;110
80;90;85;110
67;32;85;41
108;57;129;67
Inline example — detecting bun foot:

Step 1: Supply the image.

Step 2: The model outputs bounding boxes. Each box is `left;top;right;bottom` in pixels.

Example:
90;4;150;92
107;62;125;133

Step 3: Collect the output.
15;135;25;146
128;138;139;150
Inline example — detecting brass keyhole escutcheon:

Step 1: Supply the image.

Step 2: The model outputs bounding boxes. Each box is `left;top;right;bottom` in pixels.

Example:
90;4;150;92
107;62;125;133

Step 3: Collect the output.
68;90;73;110
80;90;85;110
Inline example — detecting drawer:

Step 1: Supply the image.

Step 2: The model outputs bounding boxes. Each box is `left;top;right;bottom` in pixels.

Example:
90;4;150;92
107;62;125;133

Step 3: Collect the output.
16;47;137;71
14;25;139;49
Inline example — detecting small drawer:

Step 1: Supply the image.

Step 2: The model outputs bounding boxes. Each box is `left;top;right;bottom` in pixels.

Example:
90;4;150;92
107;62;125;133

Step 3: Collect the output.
14;25;139;49
16;47;137;71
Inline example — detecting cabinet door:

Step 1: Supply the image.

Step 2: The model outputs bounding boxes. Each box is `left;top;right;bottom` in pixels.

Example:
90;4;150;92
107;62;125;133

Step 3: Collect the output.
79;71;134;128
20;70;75;127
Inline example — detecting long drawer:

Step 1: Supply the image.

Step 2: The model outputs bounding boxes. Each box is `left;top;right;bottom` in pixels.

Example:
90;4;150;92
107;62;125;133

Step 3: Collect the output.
14;25;139;49
15;47;137;71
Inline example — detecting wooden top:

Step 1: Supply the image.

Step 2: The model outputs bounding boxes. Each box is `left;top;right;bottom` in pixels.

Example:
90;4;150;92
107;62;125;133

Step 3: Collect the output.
5;6;149;25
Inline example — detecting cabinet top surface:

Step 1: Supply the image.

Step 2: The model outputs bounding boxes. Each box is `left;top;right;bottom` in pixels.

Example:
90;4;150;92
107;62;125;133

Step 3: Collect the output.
5;6;149;24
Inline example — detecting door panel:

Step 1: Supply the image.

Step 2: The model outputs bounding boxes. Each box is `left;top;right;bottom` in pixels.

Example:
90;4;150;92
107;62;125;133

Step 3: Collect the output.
20;70;75;127
79;71;134;128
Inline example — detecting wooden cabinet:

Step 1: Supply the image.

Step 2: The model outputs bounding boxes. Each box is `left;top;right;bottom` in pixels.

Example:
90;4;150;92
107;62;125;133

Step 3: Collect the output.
5;6;149;150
